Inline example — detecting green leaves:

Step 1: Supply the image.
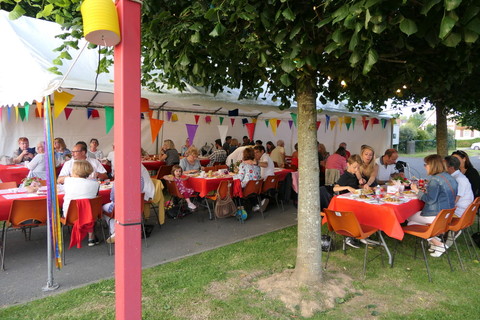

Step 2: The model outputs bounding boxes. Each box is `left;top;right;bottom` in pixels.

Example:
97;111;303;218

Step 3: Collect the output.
421;0;441;15
282;7;295;21
445;0;462;11
209;23;226;37
439;15;457;39
8;4;26;20
399;18;418;36
281;59;296;73
362;48;378;75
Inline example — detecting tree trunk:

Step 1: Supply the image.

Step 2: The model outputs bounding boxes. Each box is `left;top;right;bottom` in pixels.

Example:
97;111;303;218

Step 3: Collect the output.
293;77;322;284
435;104;448;157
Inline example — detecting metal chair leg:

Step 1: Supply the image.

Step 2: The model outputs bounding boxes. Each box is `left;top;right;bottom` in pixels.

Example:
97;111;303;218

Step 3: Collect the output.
420;240;432;282
452;238;465;271
362;239;369;278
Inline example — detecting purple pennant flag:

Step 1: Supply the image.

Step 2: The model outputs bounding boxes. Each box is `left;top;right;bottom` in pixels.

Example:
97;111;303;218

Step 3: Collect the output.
167;111;173;121
186;124;199;146
288;120;293;129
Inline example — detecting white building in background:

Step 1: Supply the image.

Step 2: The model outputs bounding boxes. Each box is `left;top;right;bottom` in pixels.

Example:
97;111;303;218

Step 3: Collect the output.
419;110;480;140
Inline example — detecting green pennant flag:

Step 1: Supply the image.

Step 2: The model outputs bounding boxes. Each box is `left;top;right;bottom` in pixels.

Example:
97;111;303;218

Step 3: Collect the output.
351;117;356;130
105;106;114;134
290;112;297;127
265;119;269;127
381;118;387;128
345;122;351;130
18;108;26;121
219;116;224;125
24;102;30;121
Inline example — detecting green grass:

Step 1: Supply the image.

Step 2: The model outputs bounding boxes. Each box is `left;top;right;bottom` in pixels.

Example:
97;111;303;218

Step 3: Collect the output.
400;149;480;158
1;225;480;319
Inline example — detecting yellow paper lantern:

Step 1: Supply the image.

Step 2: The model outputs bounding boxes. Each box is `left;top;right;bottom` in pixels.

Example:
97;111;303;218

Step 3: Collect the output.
81;0;121;46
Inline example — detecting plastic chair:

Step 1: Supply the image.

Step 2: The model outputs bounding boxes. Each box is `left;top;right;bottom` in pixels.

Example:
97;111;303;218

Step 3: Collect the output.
206;180;232;220
0;181;17;189
60;196;106;261
155;165;173;180
164;180;210;219
323;209;379;277
241;180;264;218
202;166;215;173
261;175;283;211
399;208;455;282
325;169;340;186
1;198;48;270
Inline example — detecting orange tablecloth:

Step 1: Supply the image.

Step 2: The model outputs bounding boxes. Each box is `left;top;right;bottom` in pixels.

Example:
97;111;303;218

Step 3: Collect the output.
0;188;111;221
327;196;424;240
0;165;29;185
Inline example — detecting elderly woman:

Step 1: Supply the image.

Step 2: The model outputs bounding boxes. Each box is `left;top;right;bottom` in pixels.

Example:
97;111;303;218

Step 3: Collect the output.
13;137;36;164
54;137;71;165
356;145;378;190
180;138;191;156
452;150;480;198
233;147;261;188
179;147;202;173
410;154;458;257
87;138;104;159
27;141;47;180
159;139;180;165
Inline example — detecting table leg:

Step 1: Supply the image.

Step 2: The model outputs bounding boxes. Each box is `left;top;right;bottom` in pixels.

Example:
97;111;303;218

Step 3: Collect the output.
377;231;393;266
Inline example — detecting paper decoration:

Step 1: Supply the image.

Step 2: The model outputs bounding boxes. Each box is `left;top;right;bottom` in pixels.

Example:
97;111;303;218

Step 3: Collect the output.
288;120;293;129
330;120;336;131
230;118;235;126
167;111;172;121
228;109;239;116
194;115;200;124
242;118;248;125
245;123;256;141
140;98;150;112
351;117;356;130
24;102;30;121
0;107;2;121
362;116;369;131
277;119;281;128
171;113;178;122
186;124;198;145
338;116;343;131
205;115;212;123
290;113;297;127
150;118;164;142
64;108;73;120
390;118;397;125
15;106;19;122
54;91;74;118
264;119;269;127
219;116;224;125
381;118;387;129
252;118;257;124
7;107;11;122
18;108;26;121
105;107;114;134
316;121;321;130
325;114;330;131
370;118;379;128
217;125;229;146
36;101;43;118
88;108;100;119
269;118;278;135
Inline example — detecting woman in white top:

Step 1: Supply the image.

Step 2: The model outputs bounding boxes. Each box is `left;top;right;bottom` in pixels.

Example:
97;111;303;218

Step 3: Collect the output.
27;141;47;180
87;138;104;159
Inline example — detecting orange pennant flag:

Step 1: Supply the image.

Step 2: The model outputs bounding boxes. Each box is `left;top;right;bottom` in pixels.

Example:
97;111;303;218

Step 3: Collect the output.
36;101;43;118
150;118;164;142
140;98;150;112
54;91;74;118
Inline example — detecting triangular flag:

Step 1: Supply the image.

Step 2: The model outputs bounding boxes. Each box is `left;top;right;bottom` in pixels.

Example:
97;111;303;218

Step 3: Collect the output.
330;120;337;131
54;91;74;118
140;98;150;112
171;113;178;122
228;109;239;116
15;106;19;122
105;107;114;134
252;118;257;124
219;116;224;125
362;117;369;131
242;118;248;125
370;118;379;129
186;124;199;145
345;122;351;130
288;120;293;129
217;125;229;146
325;114;330;132
148;109;153;119
230;118;235;126
36;100;43;118
276;119;281;128
381;118;387;129
18;108;26;121
290;113;297;127
87;108;93;118
338;116;343;131
92;109;100;118
7;107;12;122
24;102;30;121
194;115;200;124
344;116;352;124
245;123;256;141
270;118;278;135
316;121;321;130
150;118;164;142
390;118;397;125
351;117;356;130
167;111;172;121
205;115;212;123
265;119;269;127
64;107;73;120
0;108;2;122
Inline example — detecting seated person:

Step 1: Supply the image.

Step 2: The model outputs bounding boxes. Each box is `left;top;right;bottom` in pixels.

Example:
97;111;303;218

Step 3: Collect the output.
54;137;71;166
87;138;104;159
376;148;403;184
179;147;202;173
13;137;36;164
270;140;285;167
290;143;298;167
444;156;473;218
26;141;47;180
58;142;108;184
164;165;197;210
180;138;191;156
254;145;274;179
325;146;348;175
333;154;362;194
208;139;227;166
159;139;180;165
233;148;261;188
63;160;100;247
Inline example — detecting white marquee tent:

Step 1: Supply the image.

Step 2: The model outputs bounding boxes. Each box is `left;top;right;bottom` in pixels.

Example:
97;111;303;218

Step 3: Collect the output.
0;10;394;158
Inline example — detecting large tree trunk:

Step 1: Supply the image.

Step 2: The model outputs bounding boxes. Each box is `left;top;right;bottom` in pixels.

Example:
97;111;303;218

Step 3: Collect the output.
293;77;322;284
435;104;448;157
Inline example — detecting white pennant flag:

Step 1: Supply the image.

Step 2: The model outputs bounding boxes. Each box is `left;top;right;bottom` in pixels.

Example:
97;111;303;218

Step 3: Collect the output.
217;125;229;146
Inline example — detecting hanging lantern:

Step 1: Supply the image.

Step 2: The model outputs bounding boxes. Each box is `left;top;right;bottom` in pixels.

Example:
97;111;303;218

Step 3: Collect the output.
81;0;121;46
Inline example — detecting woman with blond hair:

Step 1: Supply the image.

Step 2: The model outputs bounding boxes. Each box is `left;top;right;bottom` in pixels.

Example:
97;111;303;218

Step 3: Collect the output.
159;139;180;165
179;146;202;173
356;145;379;190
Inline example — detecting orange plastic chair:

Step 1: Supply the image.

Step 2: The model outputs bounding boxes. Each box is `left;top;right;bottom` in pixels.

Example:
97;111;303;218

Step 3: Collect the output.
155;165;174;180
261;175;283;211
1;198;48;270
241;180;264;218
0;181;17;189
323;209;379;277
206;180;233;220
400;208;455;282
164;180;207;218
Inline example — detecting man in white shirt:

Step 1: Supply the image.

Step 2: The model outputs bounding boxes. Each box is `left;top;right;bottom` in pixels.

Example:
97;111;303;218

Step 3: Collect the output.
375;149;403;184
254;145;274;179
226;145;252;165
445;156;474;217
58;142;108;184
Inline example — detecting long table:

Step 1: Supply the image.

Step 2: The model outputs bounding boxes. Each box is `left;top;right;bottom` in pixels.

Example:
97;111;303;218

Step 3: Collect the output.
0;165;29;185
0;187;112;221
141;158;211;171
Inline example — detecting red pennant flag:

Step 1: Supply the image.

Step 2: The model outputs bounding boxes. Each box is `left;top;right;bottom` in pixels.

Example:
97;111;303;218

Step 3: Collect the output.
194;115;200;124
316;121;321;130
64;108;73;120
230;118;235;126
140;98;150;113
91;109;100;118
35;108;44;118
245;123;256;141
276;119;281;128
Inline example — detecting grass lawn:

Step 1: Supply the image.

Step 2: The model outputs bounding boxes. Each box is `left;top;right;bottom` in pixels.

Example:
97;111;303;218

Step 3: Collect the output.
1;225;480;319
400;149;480;159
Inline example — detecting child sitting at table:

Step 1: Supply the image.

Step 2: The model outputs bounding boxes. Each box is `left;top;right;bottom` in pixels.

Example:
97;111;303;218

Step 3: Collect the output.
333;154;362;195
164;165;196;210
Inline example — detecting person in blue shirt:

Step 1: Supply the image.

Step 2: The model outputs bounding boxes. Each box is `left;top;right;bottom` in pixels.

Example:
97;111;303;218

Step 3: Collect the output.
13;137;36;164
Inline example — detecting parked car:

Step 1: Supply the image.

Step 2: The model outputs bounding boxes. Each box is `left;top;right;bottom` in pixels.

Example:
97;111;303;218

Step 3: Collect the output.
471;142;480;150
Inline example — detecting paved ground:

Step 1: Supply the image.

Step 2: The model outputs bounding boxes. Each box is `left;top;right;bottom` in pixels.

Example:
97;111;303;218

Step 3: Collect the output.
0;203;298;307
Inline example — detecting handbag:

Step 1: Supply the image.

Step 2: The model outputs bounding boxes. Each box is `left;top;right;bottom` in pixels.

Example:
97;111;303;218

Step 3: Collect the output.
214;184;237;218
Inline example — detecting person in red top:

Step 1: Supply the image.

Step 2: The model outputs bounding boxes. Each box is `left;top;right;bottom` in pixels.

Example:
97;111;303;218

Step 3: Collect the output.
339;142;351;160
325;146;348;175
291;143;298;168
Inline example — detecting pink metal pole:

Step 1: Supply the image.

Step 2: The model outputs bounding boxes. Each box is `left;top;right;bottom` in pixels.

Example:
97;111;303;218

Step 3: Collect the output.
114;0;142;319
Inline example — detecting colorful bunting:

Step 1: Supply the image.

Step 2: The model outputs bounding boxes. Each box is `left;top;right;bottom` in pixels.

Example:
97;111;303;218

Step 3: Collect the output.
265;119;269;127
205;115;212;123
330;120;337;131
18;108;26;121
242;118;248;125
64;108;73;120
316;121;321;130
277;119;281;128
0;107;2;122
219;116;224;125
288;120;293;129
362;116;369;131
15;106;19;122
53;91;74;118
186;124;198;145
245;123;256;141
171;113;178;122
228;109;239;116
290;113;297;127
381;118;387;129
390;118;397;125
338;116;343;131
24;102;30;121
230;118;235;126
370;117;379;129
150;118;164;142
194;115;200;124
167;111;172;121
217;125;229;145
325;114;330;132
351;117;356;130
269;118;278;135
36;101;43;118
7;107;11;122
252;118;257;124
105;107;114;134
140;98;150;112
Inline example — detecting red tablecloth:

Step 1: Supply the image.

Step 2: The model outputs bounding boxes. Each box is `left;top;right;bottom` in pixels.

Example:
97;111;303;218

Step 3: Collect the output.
142;158;210;171
0;188;111;221
327;196;424;240
0;165;29;185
